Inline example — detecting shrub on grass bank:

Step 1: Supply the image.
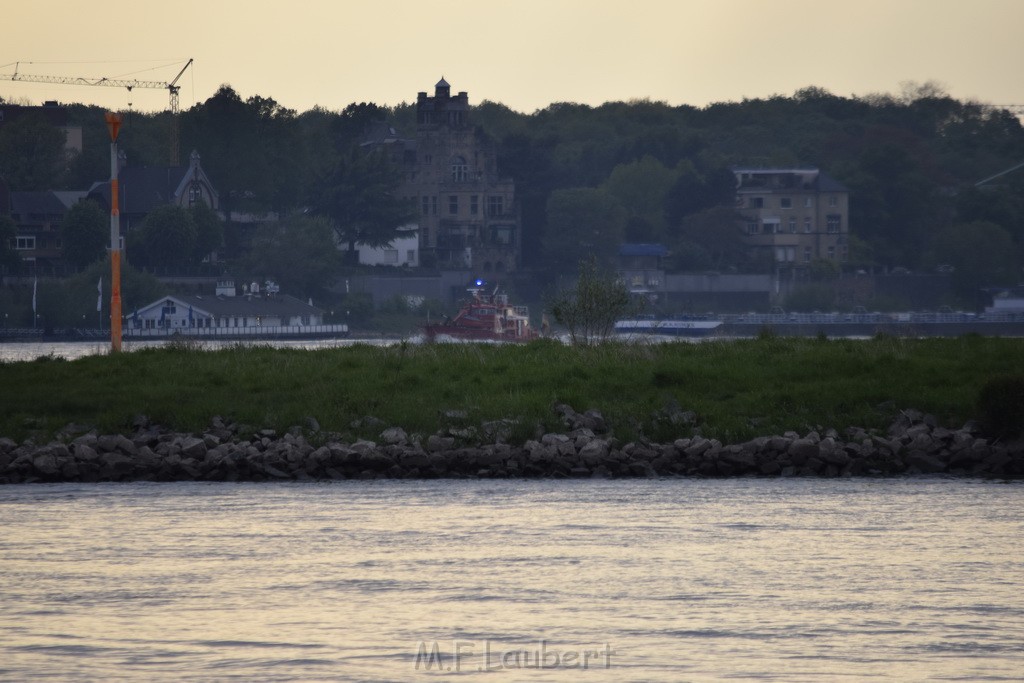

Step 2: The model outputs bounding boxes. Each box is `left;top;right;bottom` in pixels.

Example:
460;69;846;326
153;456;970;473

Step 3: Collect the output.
977;374;1024;439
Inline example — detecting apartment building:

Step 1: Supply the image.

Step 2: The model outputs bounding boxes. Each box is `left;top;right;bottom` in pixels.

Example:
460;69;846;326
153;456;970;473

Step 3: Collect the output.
733;167;849;268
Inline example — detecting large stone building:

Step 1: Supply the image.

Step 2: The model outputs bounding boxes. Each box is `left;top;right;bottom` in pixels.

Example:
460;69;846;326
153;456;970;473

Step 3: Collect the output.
733;167;850;269
367;78;521;273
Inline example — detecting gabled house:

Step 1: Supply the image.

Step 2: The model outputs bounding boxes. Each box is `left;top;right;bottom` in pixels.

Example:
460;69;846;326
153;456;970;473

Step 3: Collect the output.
87;149;219;236
1;181;88;273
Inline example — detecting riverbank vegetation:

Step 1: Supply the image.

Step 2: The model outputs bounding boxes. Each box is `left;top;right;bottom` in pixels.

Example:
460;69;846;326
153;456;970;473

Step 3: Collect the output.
2;336;1022;445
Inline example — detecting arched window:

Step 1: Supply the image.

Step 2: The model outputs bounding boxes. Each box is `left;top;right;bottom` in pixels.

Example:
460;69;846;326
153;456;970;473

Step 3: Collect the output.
450;156;468;182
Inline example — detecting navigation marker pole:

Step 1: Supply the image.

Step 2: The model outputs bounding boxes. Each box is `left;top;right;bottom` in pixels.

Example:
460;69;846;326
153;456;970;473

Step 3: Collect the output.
105;112;123;352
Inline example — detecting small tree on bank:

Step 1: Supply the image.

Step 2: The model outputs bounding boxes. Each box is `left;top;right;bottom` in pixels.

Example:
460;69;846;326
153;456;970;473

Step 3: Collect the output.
548;255;634;346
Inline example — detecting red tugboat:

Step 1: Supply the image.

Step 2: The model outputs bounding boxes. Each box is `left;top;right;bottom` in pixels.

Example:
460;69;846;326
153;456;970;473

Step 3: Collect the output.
424;280;539;342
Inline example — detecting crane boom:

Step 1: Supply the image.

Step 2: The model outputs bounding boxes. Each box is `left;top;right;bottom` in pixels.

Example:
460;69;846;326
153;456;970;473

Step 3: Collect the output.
0;59;193;164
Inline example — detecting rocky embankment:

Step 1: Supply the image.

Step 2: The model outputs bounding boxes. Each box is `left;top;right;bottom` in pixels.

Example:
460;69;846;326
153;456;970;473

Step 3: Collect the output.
1;405;1021;484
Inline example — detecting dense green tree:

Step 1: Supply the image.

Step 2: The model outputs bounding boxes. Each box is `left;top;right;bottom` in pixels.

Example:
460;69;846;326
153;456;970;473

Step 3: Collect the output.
182;86;301;213
930;221;1019;299
297;102;394;207
842;134;946;268
60;200;108;269
0;114;67;190
670;206;748;272
663;164;737;228
0;214;20;272
955;178;1024;245
189;201;224;263
243;214;339;296
543;187;627;272
601;155;679;242
312;146;416;262
130;205;197;268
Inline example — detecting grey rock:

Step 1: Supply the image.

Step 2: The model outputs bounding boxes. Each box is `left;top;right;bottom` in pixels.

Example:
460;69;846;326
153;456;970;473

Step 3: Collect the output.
426;434;454;452
178;436;208;460
907;452;947;474
32;453;61;476
789;439;820;462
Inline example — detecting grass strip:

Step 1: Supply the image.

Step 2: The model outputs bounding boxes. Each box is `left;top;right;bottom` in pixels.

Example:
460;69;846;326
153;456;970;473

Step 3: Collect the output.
2;336;1021;444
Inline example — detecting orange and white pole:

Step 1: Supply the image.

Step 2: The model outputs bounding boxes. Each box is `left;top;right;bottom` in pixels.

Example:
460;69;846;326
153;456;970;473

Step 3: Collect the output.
104;112;123;352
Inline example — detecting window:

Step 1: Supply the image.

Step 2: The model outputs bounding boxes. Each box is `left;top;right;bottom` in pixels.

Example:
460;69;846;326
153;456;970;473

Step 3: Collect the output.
780;197;792;209
450;156;468;182
749;197;764;208
487;196;503;217
826;215;841;233
423;154;432;165
448;195;458;215
406;249;416;263
788;218;797;233
804;218;812;233
382;249;398;263
15;236;35;250
491;226;514;245
421;196;430;216
828;195;838;207
431;196;437;215
775;247;795;262
470;195;479;215
747;222;760;235
804;197;813;208
827;246;836;259
188;183;202;206
804;246;812;262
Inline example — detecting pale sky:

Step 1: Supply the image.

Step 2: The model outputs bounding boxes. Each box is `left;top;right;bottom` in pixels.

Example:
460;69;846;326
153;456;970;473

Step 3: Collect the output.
4;0;1024;116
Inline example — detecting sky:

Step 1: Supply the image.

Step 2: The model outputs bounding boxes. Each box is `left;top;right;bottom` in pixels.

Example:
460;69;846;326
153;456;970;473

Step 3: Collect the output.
4;0;1024;116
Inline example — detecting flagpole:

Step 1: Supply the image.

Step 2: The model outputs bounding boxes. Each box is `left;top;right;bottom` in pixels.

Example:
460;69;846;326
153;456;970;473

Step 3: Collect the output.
105;113;123;352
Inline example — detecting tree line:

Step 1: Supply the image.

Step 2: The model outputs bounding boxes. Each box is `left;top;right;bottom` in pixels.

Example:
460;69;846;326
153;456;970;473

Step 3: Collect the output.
3;81;1024;302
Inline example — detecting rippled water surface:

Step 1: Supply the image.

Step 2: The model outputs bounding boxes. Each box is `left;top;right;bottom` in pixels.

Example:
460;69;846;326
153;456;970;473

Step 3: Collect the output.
1;479;1021;681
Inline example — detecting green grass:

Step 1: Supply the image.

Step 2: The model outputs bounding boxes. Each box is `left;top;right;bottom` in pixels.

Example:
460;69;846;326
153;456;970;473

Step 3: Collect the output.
2;336;1022;444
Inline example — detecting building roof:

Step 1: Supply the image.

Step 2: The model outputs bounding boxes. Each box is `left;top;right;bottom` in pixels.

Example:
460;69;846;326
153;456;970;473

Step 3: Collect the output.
141;293;323;318
732;166;849;193
8;191;68;217
815;171;848;193
52;191;88;209
87;150;217;215
619;243;669;257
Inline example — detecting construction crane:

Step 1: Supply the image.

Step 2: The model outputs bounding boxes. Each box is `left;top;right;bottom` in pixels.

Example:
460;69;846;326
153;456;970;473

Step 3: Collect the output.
0;58;193;165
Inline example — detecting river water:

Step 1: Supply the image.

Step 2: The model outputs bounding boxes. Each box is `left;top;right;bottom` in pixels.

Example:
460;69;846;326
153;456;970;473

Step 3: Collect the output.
0;339;391;363
0;479;1021;682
